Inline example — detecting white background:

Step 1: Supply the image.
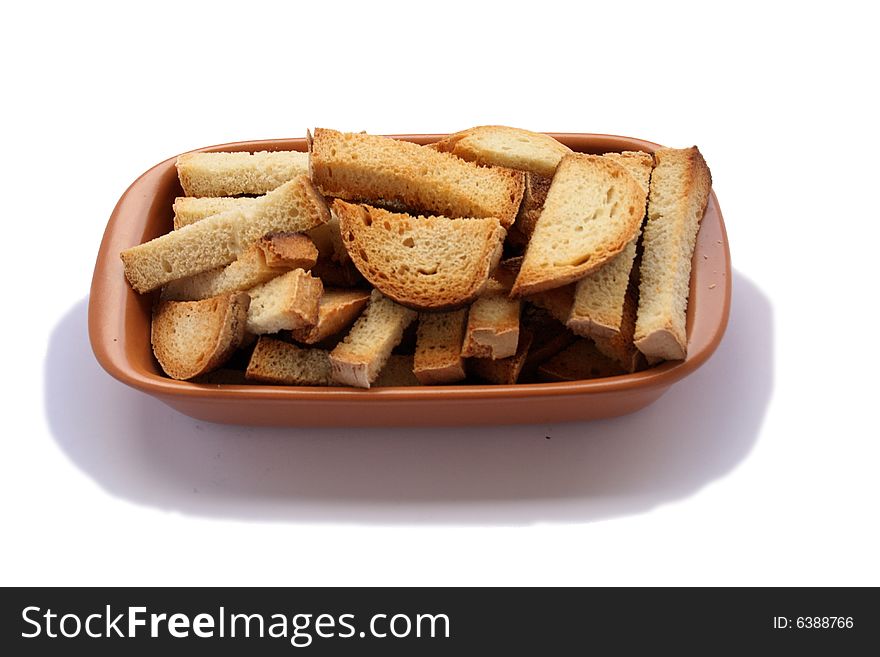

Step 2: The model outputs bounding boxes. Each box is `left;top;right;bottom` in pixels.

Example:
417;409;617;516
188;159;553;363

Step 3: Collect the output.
2;0;877;586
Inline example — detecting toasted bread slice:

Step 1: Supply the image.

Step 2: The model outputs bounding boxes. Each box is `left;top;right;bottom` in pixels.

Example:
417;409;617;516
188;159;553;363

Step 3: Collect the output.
589;281;644;372
536;339;625;382
568;151;653;339
151;293;250;380
568;151;654;338
531;270;642;372
246;269;323;335
635;146;712;362
507;172;552;251
333;200;505;311
511;154;647;296
121;175;329;293
603;151;654;192
374;354;421;387
413;309;468;385
467;329;534;385
245;337;334;386
289;289;371;344
461;280;522;360
177;150;309;197
431;126;571;177
329;290;417;388
567;237;640;336
311;129;525;227
173;196;258;230
161;233;316;301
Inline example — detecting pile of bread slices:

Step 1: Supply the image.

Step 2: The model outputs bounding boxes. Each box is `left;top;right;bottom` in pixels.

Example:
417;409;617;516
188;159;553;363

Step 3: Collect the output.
120;126;712;388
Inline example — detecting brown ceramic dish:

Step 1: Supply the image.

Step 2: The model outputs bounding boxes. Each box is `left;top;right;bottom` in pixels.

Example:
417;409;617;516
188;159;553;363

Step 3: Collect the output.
89;134;730;426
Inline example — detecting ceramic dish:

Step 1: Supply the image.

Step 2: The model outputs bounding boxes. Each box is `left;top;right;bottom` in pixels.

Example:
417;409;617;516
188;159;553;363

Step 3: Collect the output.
89;133;730;426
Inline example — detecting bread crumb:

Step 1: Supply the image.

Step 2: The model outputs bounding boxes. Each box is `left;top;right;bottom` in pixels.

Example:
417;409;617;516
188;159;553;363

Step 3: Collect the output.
708;283;717;289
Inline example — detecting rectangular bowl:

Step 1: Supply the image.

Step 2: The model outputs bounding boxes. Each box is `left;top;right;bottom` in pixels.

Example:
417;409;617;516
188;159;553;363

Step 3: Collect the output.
89;133;731;426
